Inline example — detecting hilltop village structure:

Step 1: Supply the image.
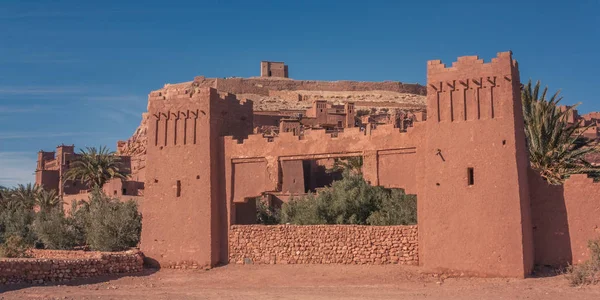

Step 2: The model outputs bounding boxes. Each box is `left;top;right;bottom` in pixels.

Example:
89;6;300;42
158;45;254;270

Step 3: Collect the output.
35;54;600;278
36;61;428;202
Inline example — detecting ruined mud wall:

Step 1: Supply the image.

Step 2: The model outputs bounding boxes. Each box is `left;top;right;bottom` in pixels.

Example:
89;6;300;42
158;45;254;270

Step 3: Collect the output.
0;249;143;285
215;78;426;96
531;171;600;266
229;225;418;265
563;175;600;264
224;124;425;224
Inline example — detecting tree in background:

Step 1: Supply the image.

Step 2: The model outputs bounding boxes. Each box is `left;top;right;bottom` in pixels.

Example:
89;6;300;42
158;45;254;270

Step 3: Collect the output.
35;189;62;212
522;80;599;184
326;156;363;176
63;146;128;190
0;185;37;247
10;183;41;209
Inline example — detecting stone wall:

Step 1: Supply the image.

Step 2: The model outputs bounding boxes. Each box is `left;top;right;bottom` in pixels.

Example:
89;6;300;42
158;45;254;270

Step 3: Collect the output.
0;249;143;285
229;225;418;265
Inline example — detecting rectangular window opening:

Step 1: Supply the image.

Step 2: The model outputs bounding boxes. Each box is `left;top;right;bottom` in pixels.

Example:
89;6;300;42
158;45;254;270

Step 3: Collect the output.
176;180;181;197
467;168;474;186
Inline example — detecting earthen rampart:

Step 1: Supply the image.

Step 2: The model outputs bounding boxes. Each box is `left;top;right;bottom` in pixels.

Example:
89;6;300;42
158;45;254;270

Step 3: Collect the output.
136;51;599;278
141;87;253;269
224;124;423;214
530;170;600;266
214;77;426;97
0;249;143;285
229;225;418;265
420;51;533;278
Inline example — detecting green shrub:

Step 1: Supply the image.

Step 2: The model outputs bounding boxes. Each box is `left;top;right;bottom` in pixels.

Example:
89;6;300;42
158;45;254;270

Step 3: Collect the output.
367;191;417;226
0;202;36;246
1;185;142;253
281;193;326;225
73;190;142;251
567;239;600;286
32;207;84;250
280;172;417;225
256;199;281;225
0;235;30;258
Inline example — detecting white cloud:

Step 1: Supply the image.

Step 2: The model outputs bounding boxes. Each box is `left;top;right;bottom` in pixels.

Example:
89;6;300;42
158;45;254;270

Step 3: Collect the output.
0;105;50;113
0;132;96;140
85;95;144;102
0;152;35;187
0;86;84;96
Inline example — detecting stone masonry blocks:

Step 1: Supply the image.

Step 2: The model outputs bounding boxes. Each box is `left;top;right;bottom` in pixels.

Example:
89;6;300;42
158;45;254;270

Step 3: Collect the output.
229;225;418;265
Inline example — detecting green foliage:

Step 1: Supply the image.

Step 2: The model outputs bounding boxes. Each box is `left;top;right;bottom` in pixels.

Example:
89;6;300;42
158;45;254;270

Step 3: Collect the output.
63;146;128;189
280;172;417;225
9;183;40;209
567;239;600;286
0;235;30;258
73;189;142;251
367;192;417;226
522;80;599;184
0;184;141;253
256;199;281;225
35;189;62;212
326;156;363;175
0;184;62;246
356;109;371;117
280;193;326;225
32;207;84;250
0;199;36;246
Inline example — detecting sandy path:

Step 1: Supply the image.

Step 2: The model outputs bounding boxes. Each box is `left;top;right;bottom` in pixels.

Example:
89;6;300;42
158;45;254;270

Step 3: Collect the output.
1;264;599;300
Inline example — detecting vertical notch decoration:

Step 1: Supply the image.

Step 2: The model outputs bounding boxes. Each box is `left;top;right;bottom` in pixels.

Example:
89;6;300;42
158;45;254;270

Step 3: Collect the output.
467;167;474;186
153;113;160;146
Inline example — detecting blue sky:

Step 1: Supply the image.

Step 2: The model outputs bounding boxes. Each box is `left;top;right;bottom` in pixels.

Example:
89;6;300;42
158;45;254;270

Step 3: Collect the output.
0;0;599;186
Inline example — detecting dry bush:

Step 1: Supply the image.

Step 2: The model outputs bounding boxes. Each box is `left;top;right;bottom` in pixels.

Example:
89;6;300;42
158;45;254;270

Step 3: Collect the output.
0;235;30;258
567;239;600;286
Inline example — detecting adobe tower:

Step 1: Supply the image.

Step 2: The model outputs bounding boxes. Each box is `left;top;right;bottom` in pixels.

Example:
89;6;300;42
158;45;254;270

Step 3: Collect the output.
140;87;252;268
419;52;534;277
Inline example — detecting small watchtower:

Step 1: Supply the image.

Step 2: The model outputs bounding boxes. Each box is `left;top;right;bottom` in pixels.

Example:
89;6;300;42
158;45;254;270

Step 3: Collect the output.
260;61;288;78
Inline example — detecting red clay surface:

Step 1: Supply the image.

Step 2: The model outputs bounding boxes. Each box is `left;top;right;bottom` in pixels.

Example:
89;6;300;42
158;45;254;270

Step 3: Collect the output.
1;265;599;300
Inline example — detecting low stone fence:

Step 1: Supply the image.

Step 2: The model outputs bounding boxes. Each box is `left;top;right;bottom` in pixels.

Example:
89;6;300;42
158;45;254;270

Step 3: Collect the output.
0;249;144;285
229;225;418;265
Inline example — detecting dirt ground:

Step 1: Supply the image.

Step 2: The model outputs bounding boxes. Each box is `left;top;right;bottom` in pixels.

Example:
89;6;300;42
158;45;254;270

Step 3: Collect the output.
1;264;599;300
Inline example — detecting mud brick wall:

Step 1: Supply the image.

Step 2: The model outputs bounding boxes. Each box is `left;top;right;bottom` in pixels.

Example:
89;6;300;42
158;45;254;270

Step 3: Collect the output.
0;249;143;285
229;225;418;265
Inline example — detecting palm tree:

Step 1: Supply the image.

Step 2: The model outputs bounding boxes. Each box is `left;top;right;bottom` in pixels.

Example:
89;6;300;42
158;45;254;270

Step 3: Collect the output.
35;189;62;212
10;183;41;209
0;185;10;210
63;146;128;190
327;156;364;175
522;80;598;184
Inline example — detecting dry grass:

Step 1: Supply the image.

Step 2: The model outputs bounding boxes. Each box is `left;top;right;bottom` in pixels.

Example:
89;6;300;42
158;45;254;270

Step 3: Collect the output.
567;239;600;286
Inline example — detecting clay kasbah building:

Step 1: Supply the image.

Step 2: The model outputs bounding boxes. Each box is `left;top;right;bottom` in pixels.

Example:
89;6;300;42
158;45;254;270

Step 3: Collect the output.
34;52;600;278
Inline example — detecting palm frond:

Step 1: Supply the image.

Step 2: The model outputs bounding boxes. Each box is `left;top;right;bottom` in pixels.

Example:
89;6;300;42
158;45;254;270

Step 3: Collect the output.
63;146;129;190
523;80;600;184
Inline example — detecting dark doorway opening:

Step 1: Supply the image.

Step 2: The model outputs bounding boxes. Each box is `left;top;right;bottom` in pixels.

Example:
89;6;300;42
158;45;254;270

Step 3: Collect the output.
301;158;347;193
